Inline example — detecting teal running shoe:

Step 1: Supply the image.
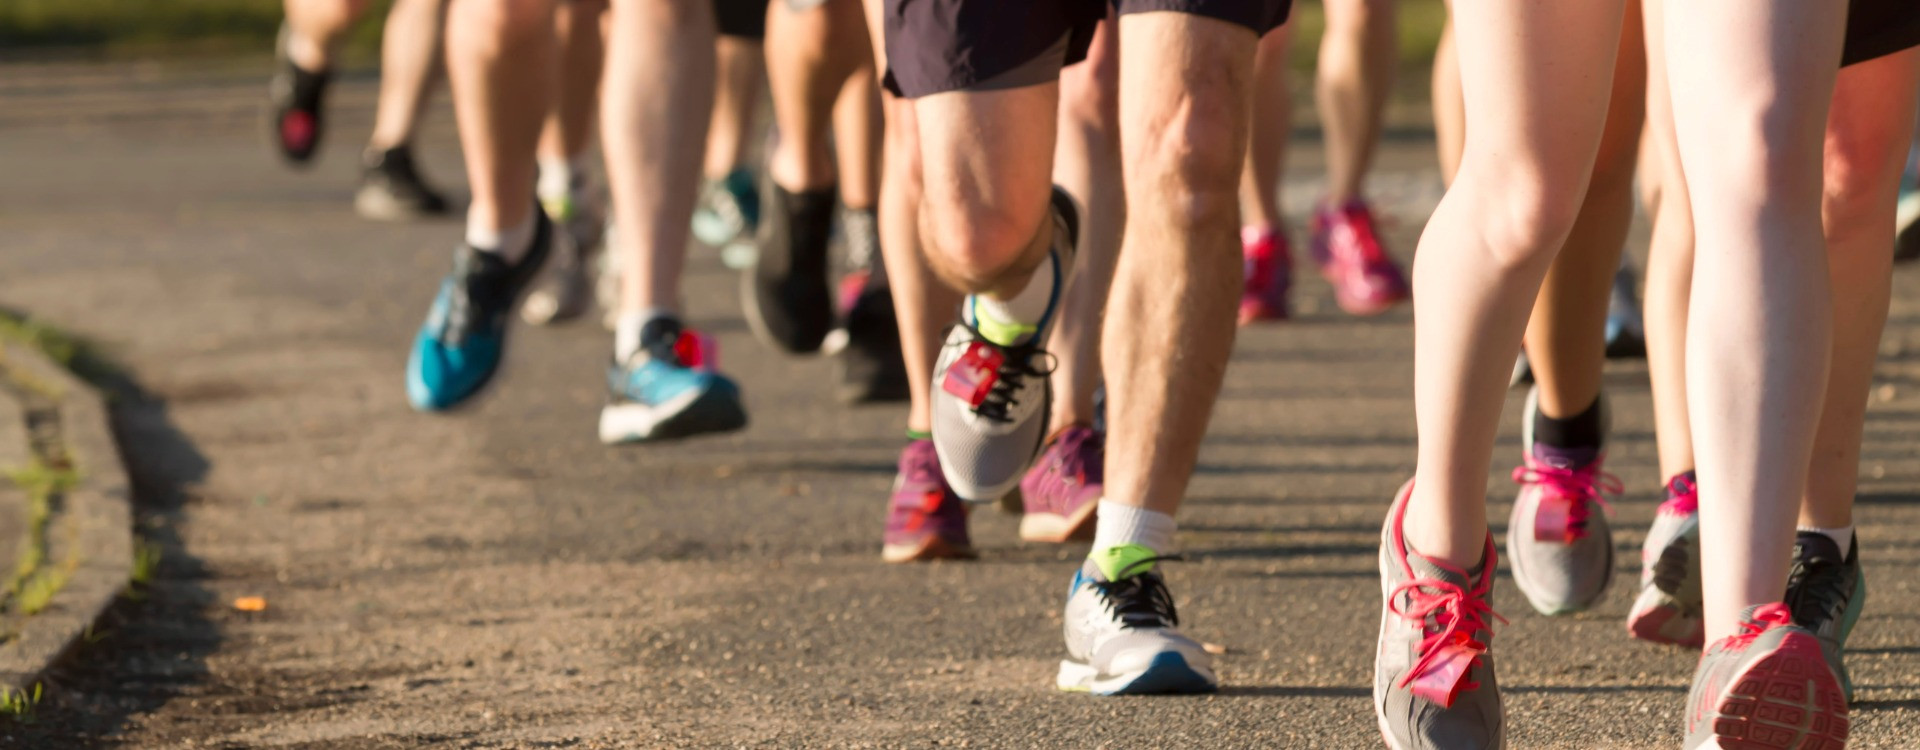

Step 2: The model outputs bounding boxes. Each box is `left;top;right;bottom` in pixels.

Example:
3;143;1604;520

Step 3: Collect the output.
598;317;749;444
406;210;552;411
692;167;760;269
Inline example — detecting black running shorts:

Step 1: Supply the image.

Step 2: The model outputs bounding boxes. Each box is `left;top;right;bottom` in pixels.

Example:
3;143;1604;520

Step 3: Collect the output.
1843;0;1920;67
883;0;1291;98
716;0;768;39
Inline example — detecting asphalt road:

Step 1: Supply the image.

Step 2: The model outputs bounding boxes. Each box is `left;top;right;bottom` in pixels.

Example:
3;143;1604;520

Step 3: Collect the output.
2;60;1919;748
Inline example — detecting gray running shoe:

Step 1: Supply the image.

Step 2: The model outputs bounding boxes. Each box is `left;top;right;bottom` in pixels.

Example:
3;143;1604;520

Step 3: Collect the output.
930;188;1077;502
1684;603;1848;750
1627;473;1704;647
523;193;605;326
1057;545;1216;695
1507;388;1618;615
1785;531;1866;702
1376;481;1505;750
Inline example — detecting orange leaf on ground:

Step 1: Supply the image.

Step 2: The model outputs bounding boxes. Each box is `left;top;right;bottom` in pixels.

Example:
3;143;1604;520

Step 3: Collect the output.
233;596;267;612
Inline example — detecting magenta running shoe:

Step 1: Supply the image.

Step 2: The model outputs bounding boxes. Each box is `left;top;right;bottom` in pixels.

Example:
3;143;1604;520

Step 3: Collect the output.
882;439;975;563
1628;472;1705;647
1238;227;1292;324
1019;424;1103;543
1308;200;1410;316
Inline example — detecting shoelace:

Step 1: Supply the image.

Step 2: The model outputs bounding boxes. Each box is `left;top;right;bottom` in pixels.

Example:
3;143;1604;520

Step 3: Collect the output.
952;321;1056;423
1659;474;1700;516
1093;556;1184;629
1389;571;1506;693
1511;462;1622;540
1784;545;1852;631
1726;603;1794;650
437;251;507;347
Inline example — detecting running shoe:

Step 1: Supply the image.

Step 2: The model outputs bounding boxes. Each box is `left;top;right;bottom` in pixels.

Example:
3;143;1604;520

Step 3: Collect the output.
1057;545;1217;695
355;145;451;221
693;168;762;270
1683;603;1848;750
267;24;329;166
1238;226;1292;324
406;210;553;411
882;439;974;563
1897;178;1920;263
1785;531;1866;702
1604;263;1646;359
1375;481;1505;750
835;282;908;404
1627;473;1705;648
1509;349;1534;388
599;317;748;443
523;193;606;326
1507;389;1618;616
744;183;836;354
1308;200;1410;317
1018;424;1103;543
930;188;1077;503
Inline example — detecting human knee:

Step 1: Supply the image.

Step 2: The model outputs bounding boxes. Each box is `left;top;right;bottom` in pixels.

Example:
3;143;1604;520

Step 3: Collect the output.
1691;101;1827;215
1455;163;1589;271
1821;122;1905;243
1124;101;1243;231
921;195;1050;288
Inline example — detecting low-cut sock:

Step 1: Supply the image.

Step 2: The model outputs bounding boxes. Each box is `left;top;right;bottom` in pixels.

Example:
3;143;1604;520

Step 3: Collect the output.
1532;393;1604;467
537;152;590;208
615;308;679;363
1091;500;1175;556
467;215;535;265
973;251;1056;345
1798;525;1855;557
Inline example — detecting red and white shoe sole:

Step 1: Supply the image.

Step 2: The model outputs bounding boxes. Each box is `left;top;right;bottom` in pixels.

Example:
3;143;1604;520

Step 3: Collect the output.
881;536;976;564
1702;633;1849;749
1626;589;1705;649
1018;500;1099;543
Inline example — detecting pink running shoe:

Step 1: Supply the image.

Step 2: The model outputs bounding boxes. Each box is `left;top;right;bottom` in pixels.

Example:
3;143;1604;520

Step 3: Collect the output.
1308;200;1410;316
1683;603;1848;750
882;439;975;563
1018;424;1103;542
1238;227;1292;324
1628;472;1706;647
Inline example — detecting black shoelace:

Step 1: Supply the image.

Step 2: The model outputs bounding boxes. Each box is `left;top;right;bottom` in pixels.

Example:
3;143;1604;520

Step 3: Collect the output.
438;250;510;346
1093;555;1184;629
1784;546;1851;629
953;320;1055;423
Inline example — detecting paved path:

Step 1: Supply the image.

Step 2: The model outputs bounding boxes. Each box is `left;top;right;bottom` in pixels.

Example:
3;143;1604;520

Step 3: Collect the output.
3;61;1920;748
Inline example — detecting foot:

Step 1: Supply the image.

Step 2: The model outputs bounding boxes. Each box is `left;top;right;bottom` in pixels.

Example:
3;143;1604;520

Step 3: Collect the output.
1627;474;1705;648
881;439;975;563
599;318;749;444
356;145;451;221
834;280;908;404
1507;389;1618;616
406;211;553;411
1308;200;1410;317
930;188;1076;503
1018;425;1102;543
523;193;607;326
268;25;329;166
1057;545;1216;695
1603;264;1646;359
743;182;836;353
692;167;762;270
1238;227;1291;324
1684;603;1848;750
1375;481;1505;750
1785;531;1865;702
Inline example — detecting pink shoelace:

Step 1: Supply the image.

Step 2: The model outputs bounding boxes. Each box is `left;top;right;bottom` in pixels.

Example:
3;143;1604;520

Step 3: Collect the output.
1658;473;1700;517
1725;602;1794;650
1511;459;1623;542
1389;571;1507;706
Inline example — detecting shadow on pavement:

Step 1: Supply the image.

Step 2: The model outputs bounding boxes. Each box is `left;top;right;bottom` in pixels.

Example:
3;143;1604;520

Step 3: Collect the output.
17;376;219;745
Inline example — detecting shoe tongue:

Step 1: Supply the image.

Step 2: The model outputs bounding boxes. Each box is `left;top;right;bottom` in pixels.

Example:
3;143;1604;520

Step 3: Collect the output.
1089;543;1159;582
1793;531;1844;565
1530;443;1598;471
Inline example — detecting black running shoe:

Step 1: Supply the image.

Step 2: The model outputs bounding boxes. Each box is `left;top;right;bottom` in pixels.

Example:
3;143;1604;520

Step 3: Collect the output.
268;25;329;166
356;145;452;220
743;182;836;354
836;286;907;404
1784;531;1866;701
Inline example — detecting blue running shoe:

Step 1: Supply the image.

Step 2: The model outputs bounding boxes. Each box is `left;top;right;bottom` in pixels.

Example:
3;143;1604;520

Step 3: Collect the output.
406;210;552;411
598;317;749;444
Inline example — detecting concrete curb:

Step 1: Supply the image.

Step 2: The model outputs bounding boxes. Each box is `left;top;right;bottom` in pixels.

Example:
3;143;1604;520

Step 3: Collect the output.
0;338;133;696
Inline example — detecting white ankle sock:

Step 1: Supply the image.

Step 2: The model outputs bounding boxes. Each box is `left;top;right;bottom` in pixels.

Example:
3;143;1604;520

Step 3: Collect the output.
974;253;1056;344
1799;524;1855;554
615;308;675;362
537;153;589;206
467;215;535;263
1091;500;1176;554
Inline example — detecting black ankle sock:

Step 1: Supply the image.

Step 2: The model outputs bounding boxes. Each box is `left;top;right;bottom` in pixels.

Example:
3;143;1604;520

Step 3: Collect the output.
1532;394;1604;450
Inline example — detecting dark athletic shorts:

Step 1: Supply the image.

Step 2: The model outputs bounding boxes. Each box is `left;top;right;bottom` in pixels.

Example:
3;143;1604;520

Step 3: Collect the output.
883;0;1291;98
1842;0;1920;67
716;0;768;39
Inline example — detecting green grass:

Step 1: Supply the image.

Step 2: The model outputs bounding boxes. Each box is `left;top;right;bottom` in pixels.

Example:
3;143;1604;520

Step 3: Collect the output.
0;683;42;723
1;0;1447;68
4;459;78;617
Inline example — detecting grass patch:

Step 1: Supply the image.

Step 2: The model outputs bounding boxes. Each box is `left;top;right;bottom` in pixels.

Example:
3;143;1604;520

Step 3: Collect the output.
129;538;161;588
4;459;78;618
0;683;42;723
0;310;134;403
